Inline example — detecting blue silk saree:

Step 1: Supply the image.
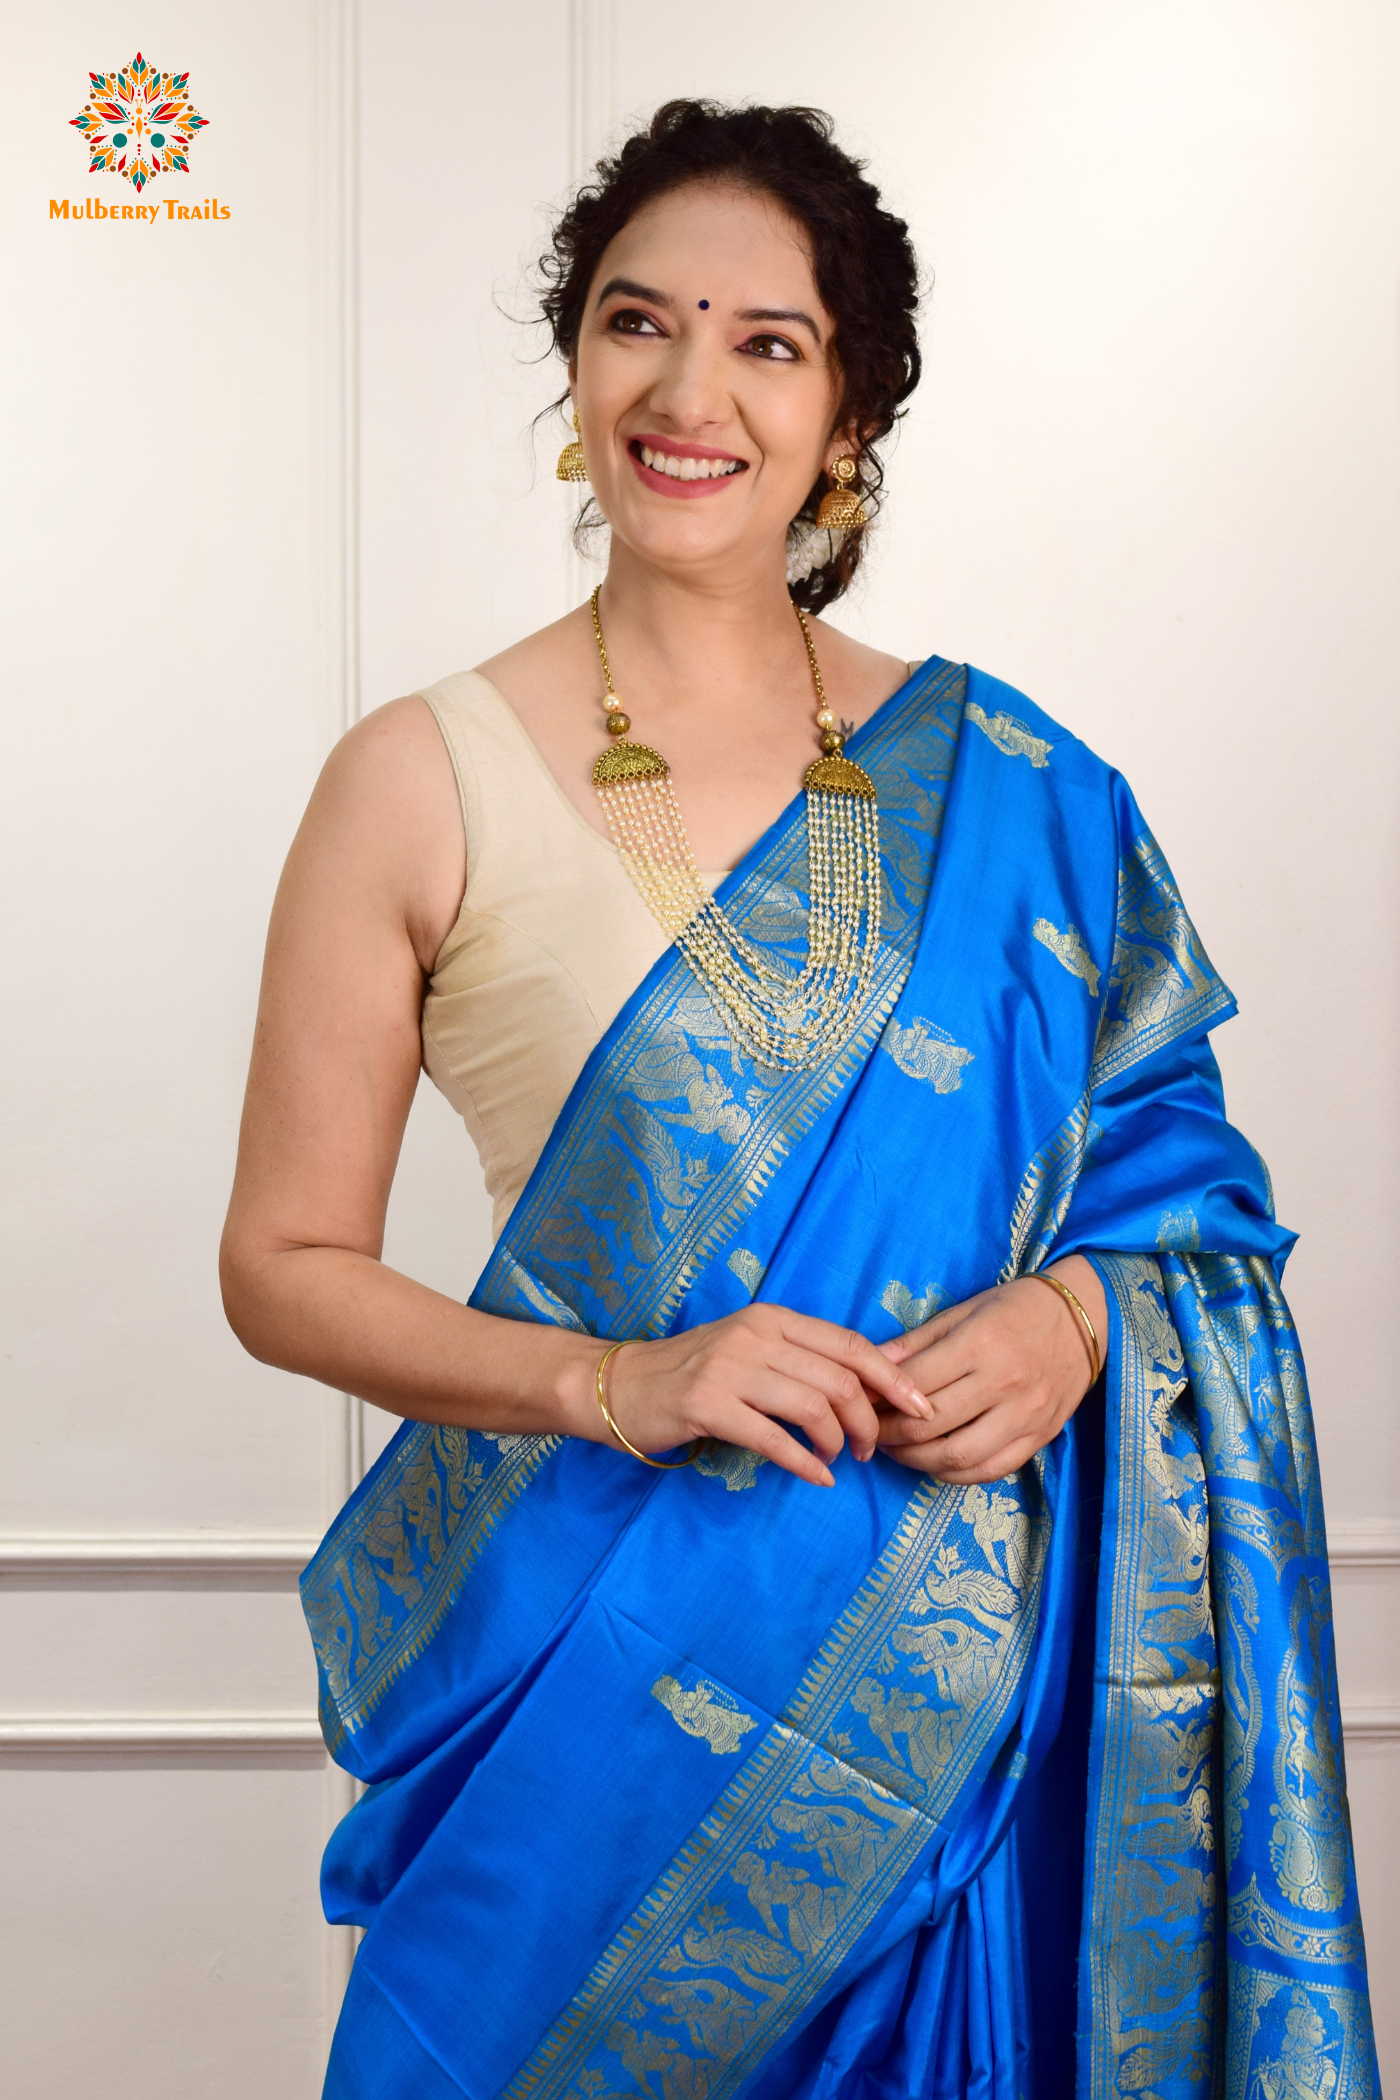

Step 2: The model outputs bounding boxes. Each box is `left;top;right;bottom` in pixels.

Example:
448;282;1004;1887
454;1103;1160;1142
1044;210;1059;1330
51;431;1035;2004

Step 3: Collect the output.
304;660;1378;2100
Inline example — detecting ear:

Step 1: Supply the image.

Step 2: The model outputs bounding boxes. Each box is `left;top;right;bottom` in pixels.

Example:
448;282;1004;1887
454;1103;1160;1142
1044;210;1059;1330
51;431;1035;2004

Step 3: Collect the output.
823;428;861;475
566;353;578;392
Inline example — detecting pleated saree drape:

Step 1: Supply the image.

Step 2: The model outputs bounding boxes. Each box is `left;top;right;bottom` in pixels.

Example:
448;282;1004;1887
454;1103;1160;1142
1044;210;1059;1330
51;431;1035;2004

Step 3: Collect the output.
303;660;1377;2099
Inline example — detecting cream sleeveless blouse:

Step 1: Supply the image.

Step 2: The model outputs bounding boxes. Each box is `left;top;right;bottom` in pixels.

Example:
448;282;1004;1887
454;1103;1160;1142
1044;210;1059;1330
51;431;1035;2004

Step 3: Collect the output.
420;664;918;1238
419;671;730;1238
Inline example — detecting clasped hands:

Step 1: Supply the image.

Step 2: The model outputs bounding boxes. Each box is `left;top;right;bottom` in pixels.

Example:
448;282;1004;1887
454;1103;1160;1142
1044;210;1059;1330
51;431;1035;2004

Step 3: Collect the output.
871;1256;1105;1483
597;1257;1105;1488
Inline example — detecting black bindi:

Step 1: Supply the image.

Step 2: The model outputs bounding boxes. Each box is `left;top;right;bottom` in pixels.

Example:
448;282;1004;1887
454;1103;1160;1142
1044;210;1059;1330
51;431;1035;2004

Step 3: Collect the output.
698;299;710;309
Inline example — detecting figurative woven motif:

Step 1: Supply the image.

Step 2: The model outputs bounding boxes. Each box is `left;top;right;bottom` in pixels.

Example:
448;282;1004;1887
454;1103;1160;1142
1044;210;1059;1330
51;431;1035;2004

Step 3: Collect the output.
964;700;1052;768
690;1443;767;1493
1087;1258;1375;2100
651;1675;761;1757
1085;1258;1223;2100
1091;831;1234;1087
305;663;1375;2090
472;664;966;1347
506;1475;1050;2100
1226;1969;1373;2100
1033;917;1102;998
301;1427;559;1752
725;1248;766;1294
1000;1093;1096;1282
880;1279;946;1332
880;1015;974;1092
70;52;207;192
303;664;966;1749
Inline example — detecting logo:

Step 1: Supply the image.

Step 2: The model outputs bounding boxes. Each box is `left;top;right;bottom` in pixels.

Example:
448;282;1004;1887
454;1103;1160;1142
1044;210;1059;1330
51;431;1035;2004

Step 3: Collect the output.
69;51;207;195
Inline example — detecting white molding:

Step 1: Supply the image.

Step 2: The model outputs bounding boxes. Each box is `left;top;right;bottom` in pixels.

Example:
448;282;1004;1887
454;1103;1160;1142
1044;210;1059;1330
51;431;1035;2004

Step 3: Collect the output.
569;0;616;187
314;0;366;1531
2;1701;1390;1752
1340;1703;1400;1743
0;1533;320;1577
4;1522;1388;1581
0;1713;324;1753
564;0;617;615
1;1518;1390;1584
315;0;360;747
315;0;364;2029
1327;1523;1400;1569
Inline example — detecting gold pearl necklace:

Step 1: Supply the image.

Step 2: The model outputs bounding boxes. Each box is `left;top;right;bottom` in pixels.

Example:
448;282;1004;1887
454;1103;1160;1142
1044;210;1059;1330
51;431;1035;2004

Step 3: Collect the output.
589;586;883;1071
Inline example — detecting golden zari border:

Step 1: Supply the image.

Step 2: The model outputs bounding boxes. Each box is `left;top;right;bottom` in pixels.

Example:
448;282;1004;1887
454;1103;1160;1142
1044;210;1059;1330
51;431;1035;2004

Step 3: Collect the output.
303;666;967;1750
303;1428;561;1751
1090;832;1234;1090
1090;1256;1376;2100
505;1471;1051;2100
480;665;968;1350
1085;1256;1222;2099
999;1090;1094;1283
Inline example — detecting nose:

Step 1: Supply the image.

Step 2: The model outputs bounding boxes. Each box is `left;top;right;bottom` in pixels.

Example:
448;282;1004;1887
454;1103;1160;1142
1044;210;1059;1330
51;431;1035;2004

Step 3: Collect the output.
644;324;730;435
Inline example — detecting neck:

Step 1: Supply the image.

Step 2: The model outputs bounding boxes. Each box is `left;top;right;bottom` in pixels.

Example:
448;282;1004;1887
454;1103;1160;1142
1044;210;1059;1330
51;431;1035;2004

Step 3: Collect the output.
595;541;816;710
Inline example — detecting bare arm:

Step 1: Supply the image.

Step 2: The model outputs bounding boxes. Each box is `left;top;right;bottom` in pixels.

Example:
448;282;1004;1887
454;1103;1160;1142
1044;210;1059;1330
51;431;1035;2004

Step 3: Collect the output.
219;697;597;1432
219;699;929;1483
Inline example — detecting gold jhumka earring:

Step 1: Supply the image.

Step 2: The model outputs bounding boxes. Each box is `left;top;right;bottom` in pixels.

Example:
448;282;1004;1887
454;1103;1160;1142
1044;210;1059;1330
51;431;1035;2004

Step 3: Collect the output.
588;587;882;1072
555;408;588;482
815;455;868;531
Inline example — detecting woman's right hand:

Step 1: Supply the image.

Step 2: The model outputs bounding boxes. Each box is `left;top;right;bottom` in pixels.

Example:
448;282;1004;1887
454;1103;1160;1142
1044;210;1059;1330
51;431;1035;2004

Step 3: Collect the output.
599;1306;932;1487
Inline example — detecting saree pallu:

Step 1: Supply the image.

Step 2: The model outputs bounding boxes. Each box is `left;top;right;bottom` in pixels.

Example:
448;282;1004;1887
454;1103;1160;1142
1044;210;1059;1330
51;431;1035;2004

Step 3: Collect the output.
304;661;1379;2100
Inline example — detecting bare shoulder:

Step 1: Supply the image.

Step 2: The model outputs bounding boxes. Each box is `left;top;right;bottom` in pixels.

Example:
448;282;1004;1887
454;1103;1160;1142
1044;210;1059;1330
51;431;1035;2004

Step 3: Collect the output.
808;621;915;725
475;606;592;722
312;696;458;841
294;695;466;969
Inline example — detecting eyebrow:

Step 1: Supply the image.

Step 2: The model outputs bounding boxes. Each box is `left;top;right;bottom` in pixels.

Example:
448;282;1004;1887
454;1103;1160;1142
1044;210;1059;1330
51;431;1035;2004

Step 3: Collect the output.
594;279;823;346
595;276;673;308
738;306;822;344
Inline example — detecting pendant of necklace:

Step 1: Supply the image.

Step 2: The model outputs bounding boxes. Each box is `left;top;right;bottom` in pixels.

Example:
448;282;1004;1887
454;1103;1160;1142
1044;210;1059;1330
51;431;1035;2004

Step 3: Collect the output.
588;586;882;1072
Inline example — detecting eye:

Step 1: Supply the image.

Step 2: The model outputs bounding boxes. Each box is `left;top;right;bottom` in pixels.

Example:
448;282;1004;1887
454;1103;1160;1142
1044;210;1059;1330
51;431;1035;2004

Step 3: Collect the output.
607;307;666;338
740;333;801;363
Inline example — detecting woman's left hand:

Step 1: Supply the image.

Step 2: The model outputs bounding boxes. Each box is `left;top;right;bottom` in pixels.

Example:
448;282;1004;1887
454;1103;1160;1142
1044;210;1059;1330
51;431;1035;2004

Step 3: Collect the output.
874;1256;1106;1484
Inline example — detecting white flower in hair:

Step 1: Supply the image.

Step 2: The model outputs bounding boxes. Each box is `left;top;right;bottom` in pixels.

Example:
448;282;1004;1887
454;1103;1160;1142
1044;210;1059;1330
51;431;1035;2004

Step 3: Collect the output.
786;521;845;587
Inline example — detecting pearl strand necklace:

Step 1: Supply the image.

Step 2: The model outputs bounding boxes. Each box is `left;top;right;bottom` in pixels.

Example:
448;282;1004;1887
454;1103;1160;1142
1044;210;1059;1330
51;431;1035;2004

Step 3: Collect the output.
589;588;883;1071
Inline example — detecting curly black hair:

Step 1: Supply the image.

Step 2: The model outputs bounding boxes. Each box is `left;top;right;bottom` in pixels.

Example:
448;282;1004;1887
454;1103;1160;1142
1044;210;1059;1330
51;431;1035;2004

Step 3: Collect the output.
537;100;922;610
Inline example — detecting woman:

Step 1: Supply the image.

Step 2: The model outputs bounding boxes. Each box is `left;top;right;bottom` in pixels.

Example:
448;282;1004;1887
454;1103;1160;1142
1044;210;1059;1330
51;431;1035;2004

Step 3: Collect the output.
221;102;1376;2100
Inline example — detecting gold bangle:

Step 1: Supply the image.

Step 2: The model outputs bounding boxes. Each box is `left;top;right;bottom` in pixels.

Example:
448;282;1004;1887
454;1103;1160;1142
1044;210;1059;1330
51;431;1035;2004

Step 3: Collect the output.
1030;1271;1102;1385
595;1341;699;1470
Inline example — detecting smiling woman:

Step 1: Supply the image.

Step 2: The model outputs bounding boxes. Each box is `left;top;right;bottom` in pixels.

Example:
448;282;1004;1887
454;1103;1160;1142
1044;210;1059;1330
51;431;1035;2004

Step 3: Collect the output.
539;104;920;610
219;99;1377;2100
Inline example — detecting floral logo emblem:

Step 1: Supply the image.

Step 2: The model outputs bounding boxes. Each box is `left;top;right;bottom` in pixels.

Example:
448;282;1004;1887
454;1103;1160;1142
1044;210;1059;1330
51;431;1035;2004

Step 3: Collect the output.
70;53;207;195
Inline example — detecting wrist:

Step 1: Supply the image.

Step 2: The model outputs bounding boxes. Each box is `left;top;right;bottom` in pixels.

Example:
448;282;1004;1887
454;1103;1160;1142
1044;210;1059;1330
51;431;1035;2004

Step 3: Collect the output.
1036;1260;1103;1387
1044;1255;1106;1345
553;1333;614;1442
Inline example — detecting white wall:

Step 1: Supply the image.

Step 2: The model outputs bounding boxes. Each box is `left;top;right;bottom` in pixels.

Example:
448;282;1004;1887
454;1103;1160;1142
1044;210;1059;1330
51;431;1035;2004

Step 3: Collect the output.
3;2;1395;2091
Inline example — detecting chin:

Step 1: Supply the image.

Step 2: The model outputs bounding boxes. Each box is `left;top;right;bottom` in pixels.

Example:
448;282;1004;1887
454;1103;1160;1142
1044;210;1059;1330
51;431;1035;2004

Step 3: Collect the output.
606;502;771;577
